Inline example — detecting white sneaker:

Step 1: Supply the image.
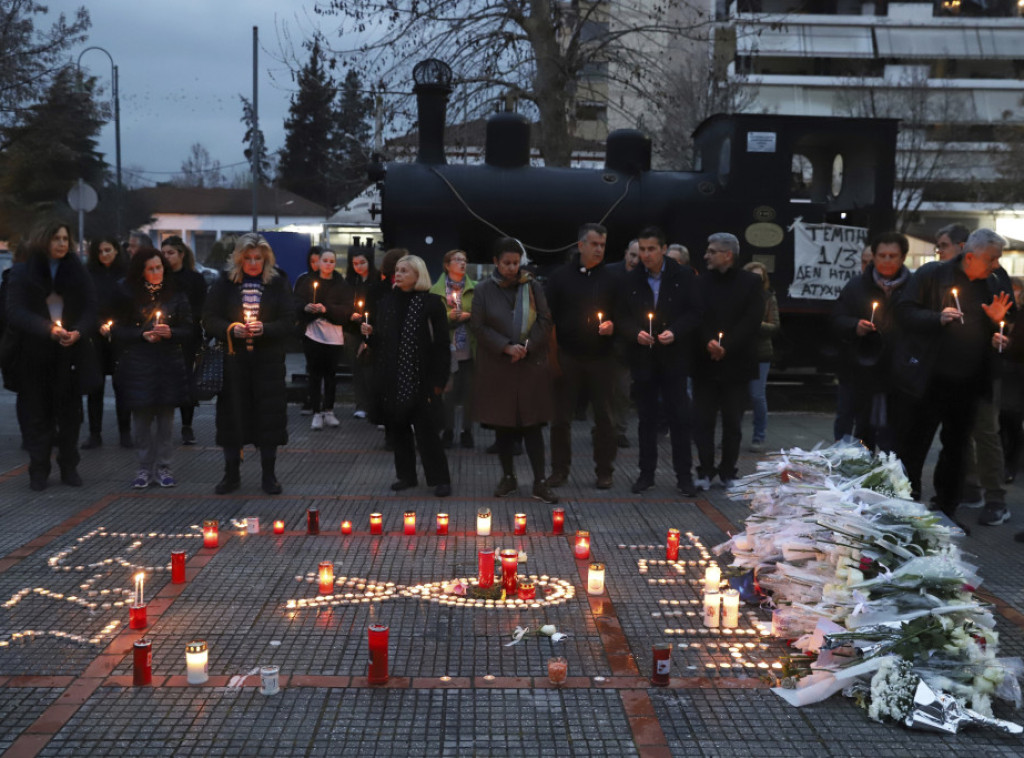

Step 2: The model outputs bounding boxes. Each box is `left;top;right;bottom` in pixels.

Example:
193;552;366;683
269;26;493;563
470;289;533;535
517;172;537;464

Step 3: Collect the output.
353;410;367;419
322;410;340;427
694;477;711;491
311;412;324;431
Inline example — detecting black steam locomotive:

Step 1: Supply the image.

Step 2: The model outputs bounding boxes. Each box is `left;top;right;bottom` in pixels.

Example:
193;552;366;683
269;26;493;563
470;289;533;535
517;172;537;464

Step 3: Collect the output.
372;59;898;369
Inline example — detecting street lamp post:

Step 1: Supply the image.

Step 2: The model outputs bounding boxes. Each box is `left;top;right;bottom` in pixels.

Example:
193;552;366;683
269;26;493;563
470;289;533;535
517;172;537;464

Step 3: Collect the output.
76;46;122;238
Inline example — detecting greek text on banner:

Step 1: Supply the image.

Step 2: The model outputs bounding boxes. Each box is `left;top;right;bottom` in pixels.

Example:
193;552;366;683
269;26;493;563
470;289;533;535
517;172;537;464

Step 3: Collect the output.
787;219;868;300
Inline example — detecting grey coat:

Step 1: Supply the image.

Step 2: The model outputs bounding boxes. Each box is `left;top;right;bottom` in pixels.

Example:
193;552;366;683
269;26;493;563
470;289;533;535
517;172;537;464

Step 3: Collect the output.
470;275;553;428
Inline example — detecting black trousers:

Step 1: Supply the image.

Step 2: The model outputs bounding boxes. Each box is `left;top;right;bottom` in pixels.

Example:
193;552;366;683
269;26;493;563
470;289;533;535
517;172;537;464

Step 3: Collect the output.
634;368;692;484
550;353;616;478
86;375;131;436
898;376;979;514
303;337;342;413
389;395;450;486
18;353;81;479
692;377;747;480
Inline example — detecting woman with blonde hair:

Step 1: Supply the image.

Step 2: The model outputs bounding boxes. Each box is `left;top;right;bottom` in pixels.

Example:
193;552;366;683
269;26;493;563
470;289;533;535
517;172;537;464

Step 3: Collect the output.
361;254;451;496
202;234;293;494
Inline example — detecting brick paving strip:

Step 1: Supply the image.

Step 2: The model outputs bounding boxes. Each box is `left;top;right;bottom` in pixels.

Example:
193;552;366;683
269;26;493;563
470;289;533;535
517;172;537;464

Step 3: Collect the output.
3;484;1023;758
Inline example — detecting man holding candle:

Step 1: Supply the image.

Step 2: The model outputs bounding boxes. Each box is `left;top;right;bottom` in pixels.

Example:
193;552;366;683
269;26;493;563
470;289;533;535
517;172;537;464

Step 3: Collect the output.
895;228;1012;528
545;223;619;490
830;232;912;453
618;226;701;496
692;233;763;490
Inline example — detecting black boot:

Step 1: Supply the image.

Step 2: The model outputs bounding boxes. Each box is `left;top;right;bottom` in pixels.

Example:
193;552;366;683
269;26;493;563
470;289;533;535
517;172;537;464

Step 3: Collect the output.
215;458;241;495
261;456;282;495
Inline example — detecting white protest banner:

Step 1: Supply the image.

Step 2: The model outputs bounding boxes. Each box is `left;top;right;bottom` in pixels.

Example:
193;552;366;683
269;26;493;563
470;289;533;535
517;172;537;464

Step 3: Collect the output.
787;219;868;300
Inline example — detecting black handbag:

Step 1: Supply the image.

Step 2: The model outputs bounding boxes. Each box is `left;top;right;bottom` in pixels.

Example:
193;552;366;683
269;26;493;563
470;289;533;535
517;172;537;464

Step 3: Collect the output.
193;337;224;400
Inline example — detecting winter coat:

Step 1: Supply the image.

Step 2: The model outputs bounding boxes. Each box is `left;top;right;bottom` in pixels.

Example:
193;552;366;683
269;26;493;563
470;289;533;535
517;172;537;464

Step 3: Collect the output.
429;273;477;356
202;272;293;449
111;283;192;410
86;260;127;375
692;265;763;383
470;274;554;428
616;257;701;380
4;253;98;395
294;272;354;330
545;255;618;359
367;288;450;422
755;291;780;363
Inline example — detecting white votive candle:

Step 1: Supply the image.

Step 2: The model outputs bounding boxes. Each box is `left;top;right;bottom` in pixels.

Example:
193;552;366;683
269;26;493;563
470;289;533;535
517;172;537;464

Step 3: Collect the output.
587;563;605;595
722;589;740;628
186;639;208;684
703;592;721;628
704;565;721;593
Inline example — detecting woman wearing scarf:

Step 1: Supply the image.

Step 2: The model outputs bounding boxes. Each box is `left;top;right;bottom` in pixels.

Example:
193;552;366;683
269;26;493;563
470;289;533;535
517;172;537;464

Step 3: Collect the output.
343;245;377;420
470;238;558;504
5;222;97;491
831;232;912;452
203;234;293;495
361;254;452;497
108;248;192;488
429;249;477;449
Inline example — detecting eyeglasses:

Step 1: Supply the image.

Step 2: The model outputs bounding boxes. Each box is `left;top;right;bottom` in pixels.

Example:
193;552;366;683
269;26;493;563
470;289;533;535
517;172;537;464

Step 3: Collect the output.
450;257;467;263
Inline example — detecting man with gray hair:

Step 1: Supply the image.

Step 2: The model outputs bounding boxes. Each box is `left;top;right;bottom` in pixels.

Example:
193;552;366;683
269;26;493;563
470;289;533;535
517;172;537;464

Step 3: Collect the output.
692;232;764;489
895;228;1013;530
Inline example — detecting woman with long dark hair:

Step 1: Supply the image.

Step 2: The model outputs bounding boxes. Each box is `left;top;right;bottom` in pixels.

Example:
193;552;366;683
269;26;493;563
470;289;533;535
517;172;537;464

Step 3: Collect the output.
108;248;192;488
5;221;97;490
160;235;207;445
83;234;131;449
295;245;322;416
344;245;377;419
202;234;293;495
361;254;451;496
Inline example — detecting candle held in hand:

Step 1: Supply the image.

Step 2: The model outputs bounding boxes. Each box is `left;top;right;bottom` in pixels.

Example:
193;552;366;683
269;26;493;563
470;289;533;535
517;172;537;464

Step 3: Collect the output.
951;287;964;324
1000;320;1005;353
870;301;878;325
312;280;318;304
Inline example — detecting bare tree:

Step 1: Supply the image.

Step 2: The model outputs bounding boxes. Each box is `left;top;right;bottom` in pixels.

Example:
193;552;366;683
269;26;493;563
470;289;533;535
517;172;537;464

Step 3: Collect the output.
835;68;976;231
174;142;225;188
308;0;713;166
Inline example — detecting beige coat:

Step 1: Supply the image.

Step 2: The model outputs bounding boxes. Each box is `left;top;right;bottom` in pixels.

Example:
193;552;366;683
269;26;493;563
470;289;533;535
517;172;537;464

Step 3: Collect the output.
470;275;553;428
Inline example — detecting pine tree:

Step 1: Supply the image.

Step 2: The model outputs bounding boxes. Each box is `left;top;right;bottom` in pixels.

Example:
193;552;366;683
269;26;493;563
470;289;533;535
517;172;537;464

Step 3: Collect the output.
0;67;107;238
331;69;373;206
240;95;271;185
278;39;336;208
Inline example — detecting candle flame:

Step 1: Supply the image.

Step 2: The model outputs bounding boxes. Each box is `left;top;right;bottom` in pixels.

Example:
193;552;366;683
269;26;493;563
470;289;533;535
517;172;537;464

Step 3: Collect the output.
55;320;62;328
648;313;654;319
597;312;603;321
872;301;878;309
951;288;958;297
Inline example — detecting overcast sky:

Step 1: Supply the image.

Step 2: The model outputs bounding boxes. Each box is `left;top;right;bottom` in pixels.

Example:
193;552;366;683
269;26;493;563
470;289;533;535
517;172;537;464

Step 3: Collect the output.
70;1;329;187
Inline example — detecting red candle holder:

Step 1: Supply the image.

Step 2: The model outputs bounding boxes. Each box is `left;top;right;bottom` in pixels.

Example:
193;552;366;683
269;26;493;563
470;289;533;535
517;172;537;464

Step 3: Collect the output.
273;520;285;535
202;520;218;549
368;623;389;684
129;603;147;630
133;638;152;686
341;520;353;536
574;530;591;560
307;508;320;535
477;548;495;589
552;507;565;535
666;528;680;561
318;561;334;594
500;549;519;595
436;513;449;535
514;513;527;535
171;550;186;584
518;581;535;600
403;511;416;536
651;642;672;686
370;513;383;535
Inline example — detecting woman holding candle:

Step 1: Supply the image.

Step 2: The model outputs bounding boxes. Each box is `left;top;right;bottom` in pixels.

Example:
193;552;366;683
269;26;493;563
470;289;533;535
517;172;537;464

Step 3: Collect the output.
160;236;207;446
5;221;98;490
344;245;377;420
470;238;558;504
742;262;780;453
82;234;132;450
360;254;452;496
831;232;911;453
294;246;322;416
429;249;477;449
203;234;293;495
295;249;354;431
109;248;192;488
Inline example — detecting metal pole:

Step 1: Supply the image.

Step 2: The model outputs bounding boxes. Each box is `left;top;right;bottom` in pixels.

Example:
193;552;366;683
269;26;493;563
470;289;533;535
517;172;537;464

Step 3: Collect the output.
77;178;86;257
113;65;122;238
252;26;259;233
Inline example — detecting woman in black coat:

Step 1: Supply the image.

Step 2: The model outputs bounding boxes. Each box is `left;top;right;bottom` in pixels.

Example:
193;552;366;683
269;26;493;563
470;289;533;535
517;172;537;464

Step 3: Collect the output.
361;254;451;497
294;246;322;415
83;234;131;449
202;233;293;495
160;236;207;445
109;248;192;488
5;221;97;490
294;249;354;430
344;245;377;419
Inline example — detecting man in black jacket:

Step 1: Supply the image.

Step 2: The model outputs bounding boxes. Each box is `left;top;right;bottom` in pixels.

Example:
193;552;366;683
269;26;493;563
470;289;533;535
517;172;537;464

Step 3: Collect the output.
692;233;763;489
618;226;701;496
895;228;1012;527
546;223;619;489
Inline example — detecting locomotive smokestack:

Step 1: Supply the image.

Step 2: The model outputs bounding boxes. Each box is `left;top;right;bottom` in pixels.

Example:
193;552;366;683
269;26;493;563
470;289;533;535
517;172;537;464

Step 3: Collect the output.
412;59;453;165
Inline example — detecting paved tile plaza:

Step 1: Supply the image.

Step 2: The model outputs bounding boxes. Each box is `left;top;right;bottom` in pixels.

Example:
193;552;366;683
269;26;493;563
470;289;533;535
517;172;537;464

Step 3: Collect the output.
1;381;1024;757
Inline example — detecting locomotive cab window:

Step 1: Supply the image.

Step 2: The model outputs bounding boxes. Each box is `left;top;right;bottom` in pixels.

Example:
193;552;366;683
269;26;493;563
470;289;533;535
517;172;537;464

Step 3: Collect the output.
718;138;731;187
830;154;844;198
791;154;813;201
